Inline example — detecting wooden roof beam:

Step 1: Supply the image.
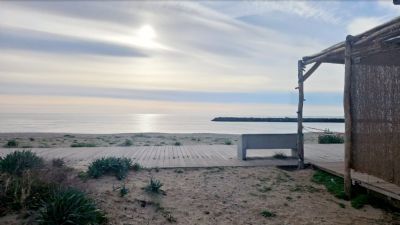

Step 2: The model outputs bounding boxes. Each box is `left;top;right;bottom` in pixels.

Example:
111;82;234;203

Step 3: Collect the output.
303;62;321;82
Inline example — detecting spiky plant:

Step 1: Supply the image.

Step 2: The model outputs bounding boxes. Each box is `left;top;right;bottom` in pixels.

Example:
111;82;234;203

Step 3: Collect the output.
145;178;164;194
36;188;106;225
87;157;132;180
0;151;43;175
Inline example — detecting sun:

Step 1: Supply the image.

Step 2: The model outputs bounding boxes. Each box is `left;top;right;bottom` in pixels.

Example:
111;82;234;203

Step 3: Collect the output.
130;24;168;50
137;25;157;40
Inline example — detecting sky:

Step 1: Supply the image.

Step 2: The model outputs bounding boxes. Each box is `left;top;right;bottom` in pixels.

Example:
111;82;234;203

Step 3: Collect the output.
0;0;399;116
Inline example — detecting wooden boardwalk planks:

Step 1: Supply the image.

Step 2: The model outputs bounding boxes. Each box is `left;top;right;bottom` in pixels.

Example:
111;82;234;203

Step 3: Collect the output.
306;145;400;201
1;143;399;200
0;145;298;168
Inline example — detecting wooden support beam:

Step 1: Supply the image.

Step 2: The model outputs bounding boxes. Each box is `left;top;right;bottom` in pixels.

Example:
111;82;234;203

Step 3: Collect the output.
297;60;305;169
344;35;353;198
303;62;322;82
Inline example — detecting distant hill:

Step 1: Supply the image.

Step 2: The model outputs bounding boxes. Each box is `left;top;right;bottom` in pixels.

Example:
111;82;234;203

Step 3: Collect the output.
211;117;344;123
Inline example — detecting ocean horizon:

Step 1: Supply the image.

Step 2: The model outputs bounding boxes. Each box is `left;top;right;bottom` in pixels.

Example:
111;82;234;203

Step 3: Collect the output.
0;113;344;134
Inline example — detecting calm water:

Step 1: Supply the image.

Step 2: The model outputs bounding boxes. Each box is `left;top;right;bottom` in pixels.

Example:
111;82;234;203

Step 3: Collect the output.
0;113;344;134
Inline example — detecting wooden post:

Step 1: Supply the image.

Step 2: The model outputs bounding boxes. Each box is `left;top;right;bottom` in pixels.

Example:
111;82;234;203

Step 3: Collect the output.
297;60;305;169
344;35;353;198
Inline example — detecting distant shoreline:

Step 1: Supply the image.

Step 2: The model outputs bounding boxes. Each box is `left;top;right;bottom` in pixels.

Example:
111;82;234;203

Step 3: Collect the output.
212;117;344;123
0;132;322;149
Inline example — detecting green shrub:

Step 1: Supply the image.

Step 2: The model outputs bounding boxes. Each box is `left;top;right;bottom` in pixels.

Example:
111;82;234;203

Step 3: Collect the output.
78;171;89;181
132;162;142;172
0;174;55;211
224;140;232;145
121;139;133;146
36;188;106;225
272;152;288;159
260;210;276;218
120;184;129;197
0;151;43;175
70;143;96;147
258;186;272;193
312;170;346;200
351;194;369;209
145;178;163;194
318;134;344;144
4;140;18;148
52;158;65;168
63;134;75;138
174;142;181;146
174;168;184;174
87;157;132;180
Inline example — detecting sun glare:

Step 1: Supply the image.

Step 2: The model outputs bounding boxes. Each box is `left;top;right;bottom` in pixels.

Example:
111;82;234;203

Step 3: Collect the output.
138;25;157;40
134;24;161;49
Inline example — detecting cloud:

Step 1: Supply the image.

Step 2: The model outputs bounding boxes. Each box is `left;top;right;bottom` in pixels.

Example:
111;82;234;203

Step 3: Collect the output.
0;27;148;57
0;1;337;93
346;17;385;35
0;94;342;116
0;1;394;116
0;82;342;106
377;0;400;14
202;1;342;24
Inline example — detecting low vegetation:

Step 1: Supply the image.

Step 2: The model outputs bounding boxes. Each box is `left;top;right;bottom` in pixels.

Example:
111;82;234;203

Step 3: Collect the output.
258;186;272;193
121;139;133;146
71;142;96;147
0;150;43;175
0;150;106;224
119;183;129;197
87;157;133;180
37;188;106;225
132;162;142;172
4;139;19;148
224;140;232;145
260;209;276;218
351;194;369;209
174;168;184;174
312;170;372;209
272;152;288;159
312;170;346;199
52;158;65;168
318;134;344;144
0;173;54;212
145;177;164;194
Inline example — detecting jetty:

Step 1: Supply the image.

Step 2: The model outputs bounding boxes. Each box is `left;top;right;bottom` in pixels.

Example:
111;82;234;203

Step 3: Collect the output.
212;117;344;123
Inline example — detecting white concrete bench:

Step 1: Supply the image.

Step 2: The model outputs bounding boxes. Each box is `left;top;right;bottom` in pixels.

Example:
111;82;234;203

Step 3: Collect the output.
237;133;298;160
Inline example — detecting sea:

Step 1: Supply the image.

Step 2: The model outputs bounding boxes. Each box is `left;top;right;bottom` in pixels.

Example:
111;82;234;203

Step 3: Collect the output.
0;113;344;134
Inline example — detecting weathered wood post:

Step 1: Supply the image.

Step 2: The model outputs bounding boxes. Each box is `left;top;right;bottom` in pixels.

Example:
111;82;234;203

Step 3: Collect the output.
297;60;305;169
344;35;353;197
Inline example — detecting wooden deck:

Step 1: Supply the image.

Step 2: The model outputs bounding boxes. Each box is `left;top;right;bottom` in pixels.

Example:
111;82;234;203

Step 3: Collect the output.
0;144;343;169
0;145;300;169
305;145;400;201
1;143;399;201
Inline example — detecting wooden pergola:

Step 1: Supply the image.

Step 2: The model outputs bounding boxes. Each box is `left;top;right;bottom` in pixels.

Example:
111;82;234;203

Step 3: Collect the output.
296;16;400;197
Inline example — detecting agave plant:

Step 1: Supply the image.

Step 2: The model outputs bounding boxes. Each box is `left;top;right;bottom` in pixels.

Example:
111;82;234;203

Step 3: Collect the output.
145;177;164;194
0;150;43;175
36;188;106;225
87;157;132;180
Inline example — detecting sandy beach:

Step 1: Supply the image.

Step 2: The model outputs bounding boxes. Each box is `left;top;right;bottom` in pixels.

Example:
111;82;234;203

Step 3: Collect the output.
1;166;397;225
0;132;322;148
0;132;398;225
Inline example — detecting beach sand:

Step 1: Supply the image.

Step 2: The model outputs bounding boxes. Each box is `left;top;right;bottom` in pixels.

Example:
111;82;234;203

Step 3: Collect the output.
88;167;396;225
0;132;322;148
0;167;397;225
0;133;397;225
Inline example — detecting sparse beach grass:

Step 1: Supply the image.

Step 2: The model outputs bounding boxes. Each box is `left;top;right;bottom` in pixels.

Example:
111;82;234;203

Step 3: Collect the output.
0;133;397;225
0;151;396;225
